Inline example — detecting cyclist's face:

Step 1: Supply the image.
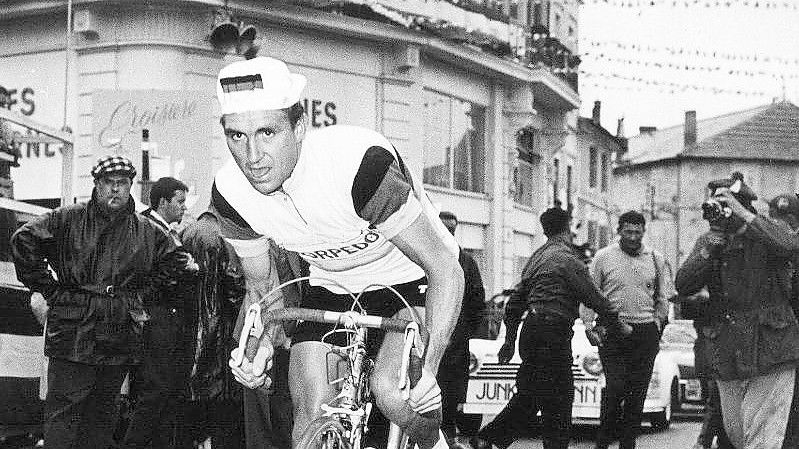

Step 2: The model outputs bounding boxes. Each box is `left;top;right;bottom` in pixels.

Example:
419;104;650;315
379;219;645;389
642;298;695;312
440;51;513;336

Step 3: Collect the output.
222;109;306;195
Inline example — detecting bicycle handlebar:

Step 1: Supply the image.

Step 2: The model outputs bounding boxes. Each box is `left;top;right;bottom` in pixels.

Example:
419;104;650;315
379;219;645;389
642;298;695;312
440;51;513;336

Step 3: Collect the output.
262;307;413;333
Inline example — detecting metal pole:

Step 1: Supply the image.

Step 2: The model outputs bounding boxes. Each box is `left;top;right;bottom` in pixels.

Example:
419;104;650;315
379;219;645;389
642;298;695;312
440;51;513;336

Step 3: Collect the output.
61;0;74;206
63;0;73;129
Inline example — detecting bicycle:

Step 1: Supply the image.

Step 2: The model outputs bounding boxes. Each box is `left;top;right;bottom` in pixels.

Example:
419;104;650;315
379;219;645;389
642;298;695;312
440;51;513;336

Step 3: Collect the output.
231;277;429;449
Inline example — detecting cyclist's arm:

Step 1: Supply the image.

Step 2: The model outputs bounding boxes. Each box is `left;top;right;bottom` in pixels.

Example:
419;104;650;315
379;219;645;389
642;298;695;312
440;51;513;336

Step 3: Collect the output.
227;237;287;347
390;214;464;373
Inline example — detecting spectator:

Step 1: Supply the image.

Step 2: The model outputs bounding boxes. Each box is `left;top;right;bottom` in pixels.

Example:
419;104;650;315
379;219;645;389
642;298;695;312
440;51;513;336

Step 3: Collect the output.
123;176;192;449
11;156;187;449
181;210;303;449
680;290;734;449
675;177;799;448
766;193;799;449
437;211;486;445
471;207;628;449
581;210;672;449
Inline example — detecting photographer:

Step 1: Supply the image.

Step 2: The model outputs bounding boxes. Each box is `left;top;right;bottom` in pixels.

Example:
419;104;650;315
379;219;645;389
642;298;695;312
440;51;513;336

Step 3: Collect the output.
675;174;799;448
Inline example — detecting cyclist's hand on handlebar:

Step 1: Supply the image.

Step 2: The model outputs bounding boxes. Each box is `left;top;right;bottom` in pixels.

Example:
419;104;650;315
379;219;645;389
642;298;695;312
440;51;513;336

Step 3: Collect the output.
229;339;273;390
407;367;442;415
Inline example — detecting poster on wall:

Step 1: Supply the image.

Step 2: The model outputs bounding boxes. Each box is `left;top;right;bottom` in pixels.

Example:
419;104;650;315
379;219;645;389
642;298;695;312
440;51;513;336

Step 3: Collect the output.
92;90;215;212
0;51;66;201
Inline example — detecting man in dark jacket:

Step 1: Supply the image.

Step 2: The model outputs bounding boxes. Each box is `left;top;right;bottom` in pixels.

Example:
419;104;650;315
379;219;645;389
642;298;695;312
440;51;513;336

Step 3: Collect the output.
11;156;188;449
123;176;192;449
472;208;628;449
181;210;303;449
437;211;486;444
675;181;799;448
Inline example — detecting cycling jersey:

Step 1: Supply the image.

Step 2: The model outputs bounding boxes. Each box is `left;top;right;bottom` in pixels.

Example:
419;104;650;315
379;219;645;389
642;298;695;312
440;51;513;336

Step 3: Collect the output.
212;125;458;294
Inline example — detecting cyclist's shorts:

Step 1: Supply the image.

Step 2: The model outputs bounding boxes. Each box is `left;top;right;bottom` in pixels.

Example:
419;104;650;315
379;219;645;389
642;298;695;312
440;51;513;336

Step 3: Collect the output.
291;277;427;356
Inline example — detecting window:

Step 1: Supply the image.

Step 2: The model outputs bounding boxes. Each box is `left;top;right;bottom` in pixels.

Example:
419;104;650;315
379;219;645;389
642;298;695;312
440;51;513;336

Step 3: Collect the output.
598;224;610;248
423;90;486;193
589;147;598;188
566;165;573;209
514;160;534;207
529;0;544;26
587;220;597;248
552;158;560;205
509;0;519;19
600;152;609;192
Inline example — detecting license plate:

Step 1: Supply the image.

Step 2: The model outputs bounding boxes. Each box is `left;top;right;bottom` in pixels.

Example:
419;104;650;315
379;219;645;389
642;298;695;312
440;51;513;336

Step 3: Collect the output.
466;379;518;404
684;379;703;401
573;379;601;406
465;378;602;406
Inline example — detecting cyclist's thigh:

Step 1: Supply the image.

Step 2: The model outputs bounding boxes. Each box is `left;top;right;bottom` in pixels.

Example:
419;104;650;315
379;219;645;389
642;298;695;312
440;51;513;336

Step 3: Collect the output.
289;341;339;417
371;306;426;419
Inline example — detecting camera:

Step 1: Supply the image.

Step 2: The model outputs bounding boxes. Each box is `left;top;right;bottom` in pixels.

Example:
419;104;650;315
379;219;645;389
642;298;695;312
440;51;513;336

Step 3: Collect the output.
702;172;756;226
701;198;732;223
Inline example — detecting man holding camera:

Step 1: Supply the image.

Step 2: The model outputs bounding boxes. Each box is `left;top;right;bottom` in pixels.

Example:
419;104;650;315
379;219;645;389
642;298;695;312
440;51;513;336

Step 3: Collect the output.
675;174;799;448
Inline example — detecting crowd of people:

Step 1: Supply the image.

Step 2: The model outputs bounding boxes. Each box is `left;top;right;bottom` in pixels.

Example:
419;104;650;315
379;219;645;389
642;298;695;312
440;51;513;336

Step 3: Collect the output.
9;55;799;449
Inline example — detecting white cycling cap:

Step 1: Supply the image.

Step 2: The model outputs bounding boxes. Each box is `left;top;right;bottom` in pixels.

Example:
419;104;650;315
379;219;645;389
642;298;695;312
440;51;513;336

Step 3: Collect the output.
216;57;307;114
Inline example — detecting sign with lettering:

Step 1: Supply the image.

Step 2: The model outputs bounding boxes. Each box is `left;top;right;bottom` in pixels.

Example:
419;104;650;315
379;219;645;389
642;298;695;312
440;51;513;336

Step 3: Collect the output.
0;52;67;200
92;90;216;210
298;65;376;129
464;378;602;416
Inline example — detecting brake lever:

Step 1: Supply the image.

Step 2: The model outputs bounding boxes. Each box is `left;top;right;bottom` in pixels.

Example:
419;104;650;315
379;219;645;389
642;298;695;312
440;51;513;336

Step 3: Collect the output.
231;303;265;367
398;322;424;400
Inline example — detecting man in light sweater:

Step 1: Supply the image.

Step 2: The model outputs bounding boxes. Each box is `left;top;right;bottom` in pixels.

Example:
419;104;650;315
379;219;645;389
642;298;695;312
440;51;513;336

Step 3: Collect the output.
581;210;672;449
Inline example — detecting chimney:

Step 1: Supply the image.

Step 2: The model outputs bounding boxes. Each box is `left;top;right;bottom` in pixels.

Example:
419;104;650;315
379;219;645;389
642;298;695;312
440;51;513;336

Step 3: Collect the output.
684;110;697;147
592;101;601;126
639;126;657;135
616;117;625;138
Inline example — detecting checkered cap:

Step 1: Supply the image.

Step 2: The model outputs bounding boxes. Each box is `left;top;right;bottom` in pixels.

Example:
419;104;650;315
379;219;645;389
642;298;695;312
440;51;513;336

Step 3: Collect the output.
91;155;137;179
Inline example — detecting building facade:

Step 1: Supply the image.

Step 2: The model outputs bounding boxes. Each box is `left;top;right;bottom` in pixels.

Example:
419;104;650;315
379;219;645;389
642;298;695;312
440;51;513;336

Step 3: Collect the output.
614;101;799;270
0;0;581;297
573;101;626;252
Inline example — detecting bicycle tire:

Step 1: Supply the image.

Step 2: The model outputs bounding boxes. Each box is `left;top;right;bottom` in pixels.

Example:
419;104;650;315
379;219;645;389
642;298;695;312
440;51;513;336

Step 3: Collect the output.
296;416;351;449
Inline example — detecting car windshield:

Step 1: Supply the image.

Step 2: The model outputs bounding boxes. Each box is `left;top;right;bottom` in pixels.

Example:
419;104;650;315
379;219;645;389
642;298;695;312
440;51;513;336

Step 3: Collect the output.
660;323;696;346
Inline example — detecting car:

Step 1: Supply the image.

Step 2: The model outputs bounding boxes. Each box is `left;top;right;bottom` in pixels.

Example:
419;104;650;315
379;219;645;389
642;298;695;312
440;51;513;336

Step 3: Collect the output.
465;318;684;429
0;260;44;445
659;319;704;414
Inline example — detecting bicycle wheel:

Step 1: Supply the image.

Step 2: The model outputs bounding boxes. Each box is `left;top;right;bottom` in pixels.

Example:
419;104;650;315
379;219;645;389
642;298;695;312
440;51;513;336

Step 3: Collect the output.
296;416;351;449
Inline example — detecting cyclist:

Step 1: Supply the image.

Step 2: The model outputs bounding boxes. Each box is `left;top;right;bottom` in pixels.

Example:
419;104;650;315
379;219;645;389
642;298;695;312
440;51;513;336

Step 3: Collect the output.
212;57;464;449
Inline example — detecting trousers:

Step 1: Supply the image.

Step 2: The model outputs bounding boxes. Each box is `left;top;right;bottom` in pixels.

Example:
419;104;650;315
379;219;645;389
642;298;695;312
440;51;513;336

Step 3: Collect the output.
595;322;660;449
122;306;192;449
717;365;795;449
477;314;574;449
44;358;128;449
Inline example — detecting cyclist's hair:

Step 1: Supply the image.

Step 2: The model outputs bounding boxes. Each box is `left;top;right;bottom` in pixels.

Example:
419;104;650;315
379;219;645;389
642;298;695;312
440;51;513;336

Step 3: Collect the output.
219;102;305;130
286;102;305;129
618;210;646;230
540;207;571;238
149;176;188;207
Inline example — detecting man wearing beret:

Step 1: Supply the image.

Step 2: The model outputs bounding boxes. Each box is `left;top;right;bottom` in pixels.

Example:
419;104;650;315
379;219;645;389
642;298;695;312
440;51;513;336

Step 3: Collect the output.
11;156;191;449
675;176;799;448
767;193;799;449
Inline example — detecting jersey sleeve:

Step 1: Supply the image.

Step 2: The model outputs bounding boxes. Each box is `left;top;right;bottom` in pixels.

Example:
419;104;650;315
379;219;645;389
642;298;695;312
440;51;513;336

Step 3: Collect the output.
209;181;262;241
350;145;422;239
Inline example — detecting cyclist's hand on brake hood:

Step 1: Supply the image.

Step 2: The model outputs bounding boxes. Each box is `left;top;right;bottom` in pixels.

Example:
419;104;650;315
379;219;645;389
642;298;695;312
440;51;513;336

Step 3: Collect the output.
407;367;442;415
229;338;274;390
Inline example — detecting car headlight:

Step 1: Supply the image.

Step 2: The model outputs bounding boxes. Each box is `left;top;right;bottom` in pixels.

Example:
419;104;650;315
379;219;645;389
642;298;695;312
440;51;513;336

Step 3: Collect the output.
468;352;479;374
582;354;603;376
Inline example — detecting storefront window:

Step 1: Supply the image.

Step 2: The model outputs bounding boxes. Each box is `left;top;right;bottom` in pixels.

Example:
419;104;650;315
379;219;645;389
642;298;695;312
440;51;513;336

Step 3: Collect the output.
423;90;486;193
514;160;535;207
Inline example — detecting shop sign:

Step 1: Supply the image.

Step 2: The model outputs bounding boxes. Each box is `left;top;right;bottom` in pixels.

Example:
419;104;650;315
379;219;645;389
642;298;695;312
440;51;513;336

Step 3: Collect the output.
0;52;67;200
92;90;216;209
